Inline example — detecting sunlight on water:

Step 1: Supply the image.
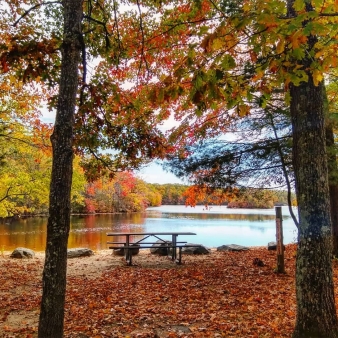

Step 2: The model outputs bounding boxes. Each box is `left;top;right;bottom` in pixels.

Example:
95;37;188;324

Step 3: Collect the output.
0;205;298;251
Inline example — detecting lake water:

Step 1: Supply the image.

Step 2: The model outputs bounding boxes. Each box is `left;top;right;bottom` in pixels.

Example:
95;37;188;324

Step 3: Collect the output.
0;205;298;251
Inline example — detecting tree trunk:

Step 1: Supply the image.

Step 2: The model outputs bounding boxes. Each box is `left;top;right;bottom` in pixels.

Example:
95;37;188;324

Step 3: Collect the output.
329;181;338;258
287;0;338;335
326;121;338;257
38;1;82;337
291;76;338;338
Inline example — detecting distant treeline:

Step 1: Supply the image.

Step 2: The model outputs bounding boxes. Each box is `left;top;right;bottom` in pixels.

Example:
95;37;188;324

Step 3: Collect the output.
77;177;294;214
0;163;294;218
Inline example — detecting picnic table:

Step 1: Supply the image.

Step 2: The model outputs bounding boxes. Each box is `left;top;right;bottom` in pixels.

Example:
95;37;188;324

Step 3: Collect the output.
107;232;196;265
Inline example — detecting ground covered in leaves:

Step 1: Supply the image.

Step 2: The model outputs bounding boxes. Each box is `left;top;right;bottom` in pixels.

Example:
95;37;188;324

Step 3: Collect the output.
0;244;326;337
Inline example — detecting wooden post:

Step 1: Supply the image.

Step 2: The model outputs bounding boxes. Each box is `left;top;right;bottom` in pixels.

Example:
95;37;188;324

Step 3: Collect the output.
275;206;285;273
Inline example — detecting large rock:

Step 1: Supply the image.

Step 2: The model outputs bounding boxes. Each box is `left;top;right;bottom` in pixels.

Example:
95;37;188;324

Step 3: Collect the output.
10;247;35;259
268;241;277;250
216;244;249;252
150;240;173;256
181;243;210;255
267;241;285;251
67;248;94;258
113;244;140;256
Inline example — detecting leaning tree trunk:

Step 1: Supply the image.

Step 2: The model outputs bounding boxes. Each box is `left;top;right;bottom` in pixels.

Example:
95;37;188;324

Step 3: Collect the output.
38;1;82;337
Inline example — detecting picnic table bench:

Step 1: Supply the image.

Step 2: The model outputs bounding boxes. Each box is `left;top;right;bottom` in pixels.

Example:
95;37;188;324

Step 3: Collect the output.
107;232;197;265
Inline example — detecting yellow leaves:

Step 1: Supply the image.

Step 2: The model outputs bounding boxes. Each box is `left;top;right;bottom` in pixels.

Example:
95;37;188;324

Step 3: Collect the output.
276;39;285;54
252;70;264;82
242;0;251;12
312;69;323;86
212;37;225;51
200;26;238;53
237;104;250;117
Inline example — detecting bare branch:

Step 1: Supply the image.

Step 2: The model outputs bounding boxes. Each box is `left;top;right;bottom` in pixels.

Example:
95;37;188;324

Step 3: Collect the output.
13;1;61;27
319;12;338;17
136;0;150;78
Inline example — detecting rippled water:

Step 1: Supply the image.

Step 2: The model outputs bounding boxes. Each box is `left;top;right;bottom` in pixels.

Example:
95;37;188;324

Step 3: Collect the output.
0;205;298;251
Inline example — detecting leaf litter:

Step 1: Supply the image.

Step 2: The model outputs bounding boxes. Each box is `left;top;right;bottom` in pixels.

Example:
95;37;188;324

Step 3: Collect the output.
0;244;316;337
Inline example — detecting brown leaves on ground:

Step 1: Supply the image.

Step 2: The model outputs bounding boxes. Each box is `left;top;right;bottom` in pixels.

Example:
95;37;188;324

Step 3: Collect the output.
0;245;302;337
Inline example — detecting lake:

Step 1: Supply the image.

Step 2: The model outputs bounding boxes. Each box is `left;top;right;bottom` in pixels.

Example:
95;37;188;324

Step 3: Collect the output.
0;205;298;251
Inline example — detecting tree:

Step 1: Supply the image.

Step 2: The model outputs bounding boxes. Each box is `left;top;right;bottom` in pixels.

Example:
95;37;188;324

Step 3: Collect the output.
1;1;170;335
164;106;293;188
285;1;338;335
163;101;299;217
37;1;83;336
0;79;52;217
113;0;338;335
82;172;155;213
325;79;338;257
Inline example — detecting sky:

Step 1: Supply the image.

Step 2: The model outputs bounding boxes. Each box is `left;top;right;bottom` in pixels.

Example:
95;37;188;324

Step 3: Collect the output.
137;162;185;184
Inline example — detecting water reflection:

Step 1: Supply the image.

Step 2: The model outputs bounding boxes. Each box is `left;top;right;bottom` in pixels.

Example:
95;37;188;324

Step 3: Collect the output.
149;211;277;221
0;205;298;251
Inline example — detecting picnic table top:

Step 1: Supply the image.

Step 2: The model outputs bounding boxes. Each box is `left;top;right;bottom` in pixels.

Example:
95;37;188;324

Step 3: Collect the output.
107;232;196;236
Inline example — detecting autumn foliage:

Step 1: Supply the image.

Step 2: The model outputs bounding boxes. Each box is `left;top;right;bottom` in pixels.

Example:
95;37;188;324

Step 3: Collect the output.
0;244;302;337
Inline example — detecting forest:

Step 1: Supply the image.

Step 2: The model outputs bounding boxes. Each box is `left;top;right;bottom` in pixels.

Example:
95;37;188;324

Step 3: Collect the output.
1;0;338;337
0;129;291;216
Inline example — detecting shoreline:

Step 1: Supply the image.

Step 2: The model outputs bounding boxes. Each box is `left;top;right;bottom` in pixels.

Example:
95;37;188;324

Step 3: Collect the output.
2;243;272;256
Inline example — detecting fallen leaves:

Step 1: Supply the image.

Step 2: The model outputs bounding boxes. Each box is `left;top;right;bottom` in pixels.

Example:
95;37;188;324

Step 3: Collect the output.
0;244;308;337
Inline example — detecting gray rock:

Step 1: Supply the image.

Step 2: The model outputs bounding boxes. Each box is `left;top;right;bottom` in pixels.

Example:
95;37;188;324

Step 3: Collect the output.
113;244;140;256
268;241;277;250
267;241;285;251
10;247;35;259
216;244;250;252
150;240;173;256
67;248;94;258
182;243;210;255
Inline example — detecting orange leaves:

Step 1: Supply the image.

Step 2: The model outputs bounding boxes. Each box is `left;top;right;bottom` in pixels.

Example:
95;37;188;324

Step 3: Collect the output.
0;56;9;72
0;246;300;337
183;185;238;208
288;30;308;49
200;24;238;55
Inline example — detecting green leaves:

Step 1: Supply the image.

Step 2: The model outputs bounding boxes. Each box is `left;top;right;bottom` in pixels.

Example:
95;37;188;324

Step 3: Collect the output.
221;54;236;70
293;0;305;11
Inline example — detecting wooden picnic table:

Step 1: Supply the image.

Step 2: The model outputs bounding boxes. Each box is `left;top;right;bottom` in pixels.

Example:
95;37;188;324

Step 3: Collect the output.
107;232;196;265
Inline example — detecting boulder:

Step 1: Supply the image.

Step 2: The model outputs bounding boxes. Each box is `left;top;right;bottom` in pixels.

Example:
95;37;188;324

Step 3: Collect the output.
268;242;277;250
267;241;285;251
150;240;173;256
181;243;210;255
216;244;250;252
67;248;94;258
112;244;140;256
10;247;35;259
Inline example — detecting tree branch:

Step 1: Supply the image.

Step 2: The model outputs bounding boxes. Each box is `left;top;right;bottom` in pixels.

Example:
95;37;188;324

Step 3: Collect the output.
13;1;61;27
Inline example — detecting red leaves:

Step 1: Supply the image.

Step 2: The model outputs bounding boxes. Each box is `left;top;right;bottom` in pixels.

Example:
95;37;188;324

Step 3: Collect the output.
0;56;9;73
